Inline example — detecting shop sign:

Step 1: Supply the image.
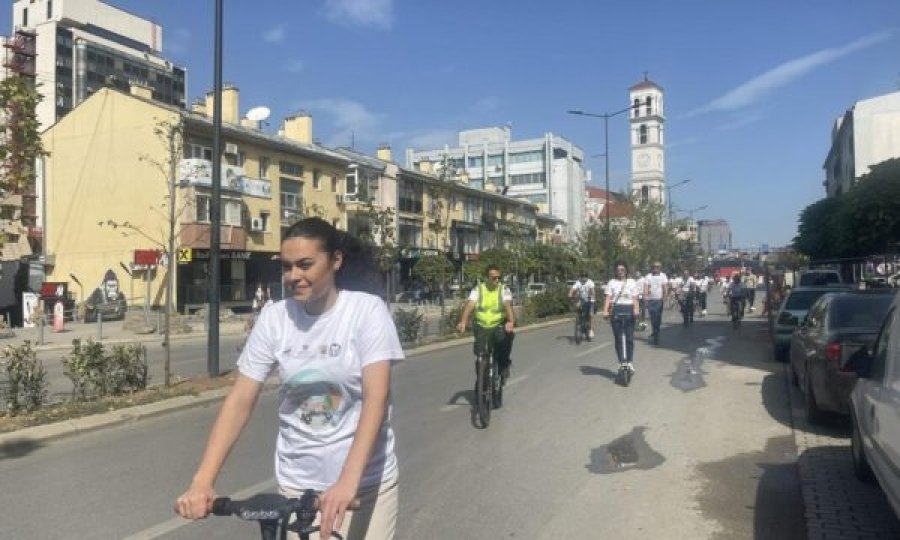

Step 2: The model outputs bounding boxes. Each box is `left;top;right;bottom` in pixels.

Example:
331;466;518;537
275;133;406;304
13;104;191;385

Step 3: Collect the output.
177;248;193;264
192;249;252;261
178;159;244;192
134;249;162;266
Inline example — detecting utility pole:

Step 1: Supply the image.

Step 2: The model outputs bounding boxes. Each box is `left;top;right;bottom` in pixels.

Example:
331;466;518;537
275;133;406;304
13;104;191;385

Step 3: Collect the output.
164;124;177;387
208;0;223;377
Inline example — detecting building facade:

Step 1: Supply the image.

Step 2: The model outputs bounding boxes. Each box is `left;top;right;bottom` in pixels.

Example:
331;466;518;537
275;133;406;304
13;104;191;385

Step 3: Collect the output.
823;89;900;197
405;127;585;238
698;219;732;255
629;76;666;205
7;0;186;129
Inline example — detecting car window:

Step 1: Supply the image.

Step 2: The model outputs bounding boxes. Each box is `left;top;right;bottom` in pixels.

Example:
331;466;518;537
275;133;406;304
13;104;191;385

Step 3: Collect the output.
785;290;831;311
873;307;894;386
799;272;841;286
829;295;893;330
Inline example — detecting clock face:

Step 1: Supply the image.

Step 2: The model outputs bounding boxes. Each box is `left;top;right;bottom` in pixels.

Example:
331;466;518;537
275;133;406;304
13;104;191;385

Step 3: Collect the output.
637;153;650;167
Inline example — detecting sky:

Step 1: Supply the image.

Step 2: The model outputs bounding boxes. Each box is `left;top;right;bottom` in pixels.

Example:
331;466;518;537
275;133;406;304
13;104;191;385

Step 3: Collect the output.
5;0;899;248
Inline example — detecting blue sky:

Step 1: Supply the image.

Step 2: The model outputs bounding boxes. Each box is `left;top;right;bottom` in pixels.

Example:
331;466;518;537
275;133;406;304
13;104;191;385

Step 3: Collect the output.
7;0;900;247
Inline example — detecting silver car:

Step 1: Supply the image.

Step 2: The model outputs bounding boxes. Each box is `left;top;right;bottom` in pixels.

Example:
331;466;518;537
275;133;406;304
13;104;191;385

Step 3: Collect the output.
849;289;900;518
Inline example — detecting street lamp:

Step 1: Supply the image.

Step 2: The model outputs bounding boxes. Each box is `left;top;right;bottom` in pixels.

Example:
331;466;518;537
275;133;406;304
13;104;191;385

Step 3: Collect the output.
682;204;707;222
666;178;692;222
567;104;636;280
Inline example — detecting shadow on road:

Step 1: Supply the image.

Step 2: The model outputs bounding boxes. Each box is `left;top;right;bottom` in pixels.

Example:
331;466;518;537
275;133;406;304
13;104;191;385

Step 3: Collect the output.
0;438;44;460
446;388;475;408
579;365;617;381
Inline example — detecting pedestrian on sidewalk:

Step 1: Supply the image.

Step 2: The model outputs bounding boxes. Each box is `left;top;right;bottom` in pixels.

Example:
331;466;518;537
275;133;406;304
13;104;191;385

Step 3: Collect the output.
176;217;403;540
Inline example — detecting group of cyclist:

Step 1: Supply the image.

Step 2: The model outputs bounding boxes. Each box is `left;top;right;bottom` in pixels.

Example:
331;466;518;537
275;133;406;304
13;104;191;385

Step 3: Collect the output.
174;215;765;539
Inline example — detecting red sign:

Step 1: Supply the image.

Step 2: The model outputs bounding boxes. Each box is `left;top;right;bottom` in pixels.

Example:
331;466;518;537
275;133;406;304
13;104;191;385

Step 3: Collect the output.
134;249;162;266
40;281;67;299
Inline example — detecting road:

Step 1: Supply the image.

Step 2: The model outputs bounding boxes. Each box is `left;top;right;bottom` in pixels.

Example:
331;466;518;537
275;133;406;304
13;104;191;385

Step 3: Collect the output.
0;296;806;539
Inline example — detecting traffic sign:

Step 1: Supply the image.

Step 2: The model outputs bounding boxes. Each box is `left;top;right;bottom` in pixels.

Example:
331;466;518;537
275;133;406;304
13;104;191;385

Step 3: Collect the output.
177;248;193;264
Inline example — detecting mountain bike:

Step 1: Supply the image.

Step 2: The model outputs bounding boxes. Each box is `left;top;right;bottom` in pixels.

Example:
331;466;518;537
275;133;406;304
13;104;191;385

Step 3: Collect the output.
212;491;359;540
678;291;695;327
729;296;744;329
474;329;502;428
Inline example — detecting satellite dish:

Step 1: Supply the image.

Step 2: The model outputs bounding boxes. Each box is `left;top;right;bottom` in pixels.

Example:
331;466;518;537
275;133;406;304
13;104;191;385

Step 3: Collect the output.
246;106;271;122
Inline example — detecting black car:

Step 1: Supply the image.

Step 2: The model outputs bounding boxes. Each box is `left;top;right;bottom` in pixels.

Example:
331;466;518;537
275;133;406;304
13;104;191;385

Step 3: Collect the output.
790;290;895;423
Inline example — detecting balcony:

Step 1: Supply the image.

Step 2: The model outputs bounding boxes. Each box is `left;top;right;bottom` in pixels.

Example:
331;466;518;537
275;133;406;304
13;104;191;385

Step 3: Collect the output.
179;223;247;250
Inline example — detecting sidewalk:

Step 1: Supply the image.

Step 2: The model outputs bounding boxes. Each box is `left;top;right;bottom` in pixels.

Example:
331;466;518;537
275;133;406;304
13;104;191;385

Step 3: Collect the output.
0;316;247;352
0;317;569;448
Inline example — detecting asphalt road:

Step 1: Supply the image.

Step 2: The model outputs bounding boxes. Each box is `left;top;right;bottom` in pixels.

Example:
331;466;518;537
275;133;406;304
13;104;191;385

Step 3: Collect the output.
0;294;805;539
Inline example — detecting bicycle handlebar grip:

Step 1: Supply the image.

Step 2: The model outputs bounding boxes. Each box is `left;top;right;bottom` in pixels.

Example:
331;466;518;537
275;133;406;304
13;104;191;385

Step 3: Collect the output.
210;497;233;516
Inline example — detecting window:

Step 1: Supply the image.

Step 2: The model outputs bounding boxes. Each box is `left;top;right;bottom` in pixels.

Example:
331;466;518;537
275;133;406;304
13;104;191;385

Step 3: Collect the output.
22;7;27;27
47;1;52;19
468;156;483;168
398;218;423;248
641;186;649;203
464;198;480;222
279;160;303;176
399;180;423;214
259;157;270;178
509;172;546;186
185;142;213;161
196;194;210;222
260;211;270;232
236;152;245;167
645;96;653;116
280;178;304;221
223;200;242;226
509;151;544;165
313;169;321;190
487;154;504;168
639;125;648;144
633;98;640;117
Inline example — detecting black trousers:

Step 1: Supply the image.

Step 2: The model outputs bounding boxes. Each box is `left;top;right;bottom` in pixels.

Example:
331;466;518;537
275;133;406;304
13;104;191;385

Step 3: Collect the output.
610;305;635;363
473;324;514;372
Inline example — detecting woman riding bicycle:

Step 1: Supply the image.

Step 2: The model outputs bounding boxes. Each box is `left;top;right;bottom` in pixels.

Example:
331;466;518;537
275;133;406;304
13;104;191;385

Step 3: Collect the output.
726;272;746;321
569;273;596;341
175;218;404;540
603;262;641;374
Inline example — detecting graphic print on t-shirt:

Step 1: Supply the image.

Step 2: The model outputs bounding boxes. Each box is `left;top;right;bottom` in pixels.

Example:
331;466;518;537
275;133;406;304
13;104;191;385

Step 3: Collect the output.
281;368;348;430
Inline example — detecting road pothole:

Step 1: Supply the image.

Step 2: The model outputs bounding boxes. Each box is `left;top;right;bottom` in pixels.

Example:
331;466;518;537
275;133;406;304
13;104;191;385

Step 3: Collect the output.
670;336;724;392
587;426;665;474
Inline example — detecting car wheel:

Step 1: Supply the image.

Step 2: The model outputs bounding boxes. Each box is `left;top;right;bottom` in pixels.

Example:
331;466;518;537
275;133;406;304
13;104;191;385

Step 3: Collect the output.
851;414;874;482
804;374;825;425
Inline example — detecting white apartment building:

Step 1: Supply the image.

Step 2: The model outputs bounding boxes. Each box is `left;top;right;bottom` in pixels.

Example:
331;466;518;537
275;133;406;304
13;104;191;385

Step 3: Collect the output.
824;89;900;197
405;127;586;238
7;0;186;129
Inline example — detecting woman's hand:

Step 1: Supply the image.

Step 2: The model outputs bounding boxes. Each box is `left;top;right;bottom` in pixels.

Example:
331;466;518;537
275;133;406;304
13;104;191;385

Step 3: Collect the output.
319;478;359;539
174;483;216;521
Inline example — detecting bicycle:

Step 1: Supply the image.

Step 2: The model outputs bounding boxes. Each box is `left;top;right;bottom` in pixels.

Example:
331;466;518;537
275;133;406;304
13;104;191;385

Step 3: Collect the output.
474;329;502;428
212;491;358;540
612;312;635;386
677;291;695;327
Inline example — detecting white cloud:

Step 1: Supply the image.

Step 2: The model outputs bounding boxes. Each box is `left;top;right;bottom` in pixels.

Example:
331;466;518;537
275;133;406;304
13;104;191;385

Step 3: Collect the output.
164;28;191;56
405;129;457;150
717;112;764;132
283;59;305;73
263;24;288;43
324;0;394;30
686;30;894;117
300;98;384;147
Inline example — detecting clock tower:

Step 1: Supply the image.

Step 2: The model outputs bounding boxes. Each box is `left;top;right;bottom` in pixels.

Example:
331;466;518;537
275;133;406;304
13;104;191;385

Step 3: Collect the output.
629;75;665;205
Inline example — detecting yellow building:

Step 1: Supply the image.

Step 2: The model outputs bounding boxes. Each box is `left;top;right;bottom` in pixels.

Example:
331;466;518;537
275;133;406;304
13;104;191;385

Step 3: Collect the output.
42;85;351;312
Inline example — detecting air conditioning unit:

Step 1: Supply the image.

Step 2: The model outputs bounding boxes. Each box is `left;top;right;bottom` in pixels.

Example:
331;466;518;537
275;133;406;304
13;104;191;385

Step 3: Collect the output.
250;217;265;232
224;142;239;155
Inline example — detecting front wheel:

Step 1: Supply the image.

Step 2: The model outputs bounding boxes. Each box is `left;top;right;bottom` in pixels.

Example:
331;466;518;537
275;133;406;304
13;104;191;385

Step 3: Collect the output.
574;315;582;345
475;357;492;428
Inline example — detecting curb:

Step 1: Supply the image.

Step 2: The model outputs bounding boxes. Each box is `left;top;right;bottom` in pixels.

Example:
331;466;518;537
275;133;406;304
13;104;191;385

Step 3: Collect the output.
0;317;570;448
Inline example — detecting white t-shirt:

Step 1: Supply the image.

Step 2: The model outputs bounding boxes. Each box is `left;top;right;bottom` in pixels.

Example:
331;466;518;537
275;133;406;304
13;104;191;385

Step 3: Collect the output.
467;284;513;303
670;276;683;290
644;272;668;300
680;277;695;292
605;278;639;305
237;290;404;492
697;277;711;292
570;279;595;302
634;277;646;298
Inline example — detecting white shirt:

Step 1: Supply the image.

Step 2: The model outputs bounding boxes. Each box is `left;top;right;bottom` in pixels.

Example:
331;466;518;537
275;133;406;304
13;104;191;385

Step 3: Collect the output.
570;279;596;302
680;277;695;292
697;277;711;292
605;278;639;305
644;272;668;300
671;276;683;290
634;277;646;298
238;291;404;492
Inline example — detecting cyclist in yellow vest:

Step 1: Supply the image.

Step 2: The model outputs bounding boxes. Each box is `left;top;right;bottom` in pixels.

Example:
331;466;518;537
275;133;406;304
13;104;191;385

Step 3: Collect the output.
456;265;516;384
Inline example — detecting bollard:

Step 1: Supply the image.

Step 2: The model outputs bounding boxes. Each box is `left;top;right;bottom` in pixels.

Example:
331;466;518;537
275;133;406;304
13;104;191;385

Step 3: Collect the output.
38;317;45;345
97;312;103;340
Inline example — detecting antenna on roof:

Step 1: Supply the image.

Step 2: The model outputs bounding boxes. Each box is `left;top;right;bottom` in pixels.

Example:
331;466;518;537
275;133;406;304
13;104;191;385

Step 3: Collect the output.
245;106;271;130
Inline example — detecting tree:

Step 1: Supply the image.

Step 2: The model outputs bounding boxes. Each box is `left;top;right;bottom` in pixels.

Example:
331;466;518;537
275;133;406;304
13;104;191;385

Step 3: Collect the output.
0;76;46;196
412;254;454;291
793;197;842;259
356;201;399;299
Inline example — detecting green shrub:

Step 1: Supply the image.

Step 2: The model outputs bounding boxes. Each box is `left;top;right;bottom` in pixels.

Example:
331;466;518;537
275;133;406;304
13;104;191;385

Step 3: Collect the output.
393;307;423;344
1;341;48;415
441;301;466;335
525;285;572;319
62;339;150;400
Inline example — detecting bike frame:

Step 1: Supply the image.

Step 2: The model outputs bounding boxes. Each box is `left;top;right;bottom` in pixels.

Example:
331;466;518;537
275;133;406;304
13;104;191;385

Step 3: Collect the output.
475;327;499;428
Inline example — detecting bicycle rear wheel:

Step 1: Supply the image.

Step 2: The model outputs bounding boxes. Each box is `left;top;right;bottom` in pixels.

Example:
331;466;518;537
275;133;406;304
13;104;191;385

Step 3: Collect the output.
476;356;492;428
574;313;582;344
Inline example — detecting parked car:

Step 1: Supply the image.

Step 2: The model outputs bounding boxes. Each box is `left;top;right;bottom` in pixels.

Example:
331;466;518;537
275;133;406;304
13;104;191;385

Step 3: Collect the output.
789;290;895;423
527;282;547;297
798;269;843;287
771;286;847;361
848;289;900;519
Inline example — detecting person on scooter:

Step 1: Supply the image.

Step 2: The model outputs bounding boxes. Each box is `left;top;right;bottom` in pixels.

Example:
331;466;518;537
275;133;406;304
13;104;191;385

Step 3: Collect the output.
603;262;640;374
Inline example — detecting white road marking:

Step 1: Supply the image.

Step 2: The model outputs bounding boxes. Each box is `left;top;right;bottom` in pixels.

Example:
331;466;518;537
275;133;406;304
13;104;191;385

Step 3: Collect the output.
573;341;612;358
121;478;277;540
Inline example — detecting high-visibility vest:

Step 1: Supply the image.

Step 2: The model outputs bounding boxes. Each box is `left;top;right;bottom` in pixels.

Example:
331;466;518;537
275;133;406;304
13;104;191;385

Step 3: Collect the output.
474;283;505;328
